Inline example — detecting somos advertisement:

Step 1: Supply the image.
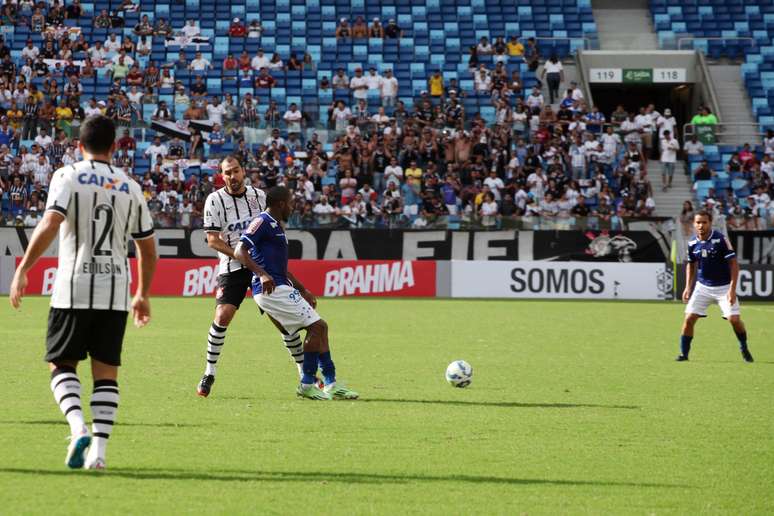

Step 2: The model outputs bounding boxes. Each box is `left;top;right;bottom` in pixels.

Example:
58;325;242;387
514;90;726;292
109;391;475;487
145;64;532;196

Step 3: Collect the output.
19;258;437;298
450;261;672;300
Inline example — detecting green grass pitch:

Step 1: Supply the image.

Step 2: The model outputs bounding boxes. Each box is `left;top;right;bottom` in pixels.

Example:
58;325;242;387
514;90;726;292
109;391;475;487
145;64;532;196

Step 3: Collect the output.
2;296;773;514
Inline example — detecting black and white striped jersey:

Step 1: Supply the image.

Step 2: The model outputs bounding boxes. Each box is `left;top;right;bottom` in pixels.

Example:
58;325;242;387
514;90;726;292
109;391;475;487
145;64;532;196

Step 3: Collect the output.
203;185;267;275
45;159;154;311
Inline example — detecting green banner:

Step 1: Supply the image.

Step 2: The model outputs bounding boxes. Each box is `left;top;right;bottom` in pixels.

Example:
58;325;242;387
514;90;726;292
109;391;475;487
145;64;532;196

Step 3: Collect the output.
622;68;653;84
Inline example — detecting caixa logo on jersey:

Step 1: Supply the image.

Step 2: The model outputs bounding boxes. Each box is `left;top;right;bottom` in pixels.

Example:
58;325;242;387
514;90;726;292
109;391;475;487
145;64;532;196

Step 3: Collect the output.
226;218;252;233
77;173;130;194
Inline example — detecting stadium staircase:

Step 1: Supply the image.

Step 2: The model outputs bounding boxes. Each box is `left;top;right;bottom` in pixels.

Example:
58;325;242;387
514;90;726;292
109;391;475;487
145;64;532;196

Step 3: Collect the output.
708;65;757;147
648;161;693;218
591;0;658;51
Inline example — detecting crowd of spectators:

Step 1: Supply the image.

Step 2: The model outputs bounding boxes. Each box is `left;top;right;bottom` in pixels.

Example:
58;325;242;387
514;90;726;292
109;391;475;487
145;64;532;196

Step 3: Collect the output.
0;2;768;231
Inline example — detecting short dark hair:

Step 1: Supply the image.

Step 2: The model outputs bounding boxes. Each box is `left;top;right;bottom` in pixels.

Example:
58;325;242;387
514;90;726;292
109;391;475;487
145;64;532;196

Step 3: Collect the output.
79;115;115;154
694;209;713;222
266;185;291;207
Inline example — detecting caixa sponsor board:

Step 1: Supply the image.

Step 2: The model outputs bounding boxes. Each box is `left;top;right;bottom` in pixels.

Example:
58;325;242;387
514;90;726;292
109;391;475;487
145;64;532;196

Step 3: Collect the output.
16;258;437;298
449;261;672;300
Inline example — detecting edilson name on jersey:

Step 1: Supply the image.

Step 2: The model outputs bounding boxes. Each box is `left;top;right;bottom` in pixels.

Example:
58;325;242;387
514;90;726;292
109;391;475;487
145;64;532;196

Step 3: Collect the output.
82;262;123;274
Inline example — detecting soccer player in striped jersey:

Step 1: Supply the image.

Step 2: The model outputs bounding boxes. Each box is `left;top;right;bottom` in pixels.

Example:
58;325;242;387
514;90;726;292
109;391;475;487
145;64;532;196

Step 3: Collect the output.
9;115;158;470
678;210;753;362
196;156;305;397
234;186;359;400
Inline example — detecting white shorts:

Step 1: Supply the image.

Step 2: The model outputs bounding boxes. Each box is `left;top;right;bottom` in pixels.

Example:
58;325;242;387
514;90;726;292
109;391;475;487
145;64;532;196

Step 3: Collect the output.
254;285;321;334
685;282;740;319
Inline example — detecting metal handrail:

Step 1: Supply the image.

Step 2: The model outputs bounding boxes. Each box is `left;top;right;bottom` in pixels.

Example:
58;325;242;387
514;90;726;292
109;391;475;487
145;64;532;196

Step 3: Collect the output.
682;123;764;145
575;49;594;108
677;36;756;51
696;49;722;124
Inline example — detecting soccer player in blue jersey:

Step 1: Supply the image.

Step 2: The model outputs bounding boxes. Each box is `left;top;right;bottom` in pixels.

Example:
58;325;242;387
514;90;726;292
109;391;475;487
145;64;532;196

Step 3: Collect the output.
678;210;753;362
233;186;359;400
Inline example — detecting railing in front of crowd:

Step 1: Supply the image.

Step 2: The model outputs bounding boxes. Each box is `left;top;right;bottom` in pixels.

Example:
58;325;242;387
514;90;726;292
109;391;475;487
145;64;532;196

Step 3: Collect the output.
676;36;756;52
682;123;765;146
695;49;723;123
519;36;593;52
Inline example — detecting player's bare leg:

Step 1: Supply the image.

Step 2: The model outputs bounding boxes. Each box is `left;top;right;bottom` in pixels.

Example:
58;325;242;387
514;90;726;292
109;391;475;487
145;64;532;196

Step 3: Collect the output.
197;303;236;397
677;313;699;361
728;315;753;362
84;359;119;470
48;360;90;468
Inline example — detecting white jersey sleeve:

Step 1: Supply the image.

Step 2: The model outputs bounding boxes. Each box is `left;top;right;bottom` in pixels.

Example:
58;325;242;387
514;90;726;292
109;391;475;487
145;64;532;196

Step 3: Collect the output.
203;192;224;233
45;166;75;216
129;185;154;240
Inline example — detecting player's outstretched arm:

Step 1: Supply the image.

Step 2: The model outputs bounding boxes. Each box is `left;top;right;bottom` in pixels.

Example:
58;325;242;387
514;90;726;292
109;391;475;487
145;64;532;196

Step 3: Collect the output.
9;211;64;309
233;242;275;294
132;236;158;327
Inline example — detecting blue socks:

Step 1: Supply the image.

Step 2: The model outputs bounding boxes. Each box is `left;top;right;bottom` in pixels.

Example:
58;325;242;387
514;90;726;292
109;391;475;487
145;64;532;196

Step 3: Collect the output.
301;351;319;385
680;335;693;357
318;351;336;386
735;331;748;351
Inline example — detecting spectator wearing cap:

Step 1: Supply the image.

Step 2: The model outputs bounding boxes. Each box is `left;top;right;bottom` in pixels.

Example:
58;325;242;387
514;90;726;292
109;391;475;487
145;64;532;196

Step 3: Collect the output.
229;17;246;37
335;18;351;39
370;18;384;38
384;19;402;38
352;16;368;38
656;108;676;139
380;69;398;108
350;68;368;101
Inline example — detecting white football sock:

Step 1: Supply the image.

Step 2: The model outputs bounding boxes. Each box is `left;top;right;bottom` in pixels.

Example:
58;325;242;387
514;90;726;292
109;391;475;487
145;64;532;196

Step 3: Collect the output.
50;367;86;436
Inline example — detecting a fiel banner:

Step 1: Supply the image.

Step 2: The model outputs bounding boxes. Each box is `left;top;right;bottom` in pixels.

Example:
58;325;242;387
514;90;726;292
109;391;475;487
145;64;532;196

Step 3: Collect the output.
19;258;437;298
450;261;672;300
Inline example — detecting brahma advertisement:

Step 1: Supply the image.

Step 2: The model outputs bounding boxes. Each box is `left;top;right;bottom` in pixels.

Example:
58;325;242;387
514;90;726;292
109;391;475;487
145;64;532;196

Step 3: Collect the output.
18;258;437;298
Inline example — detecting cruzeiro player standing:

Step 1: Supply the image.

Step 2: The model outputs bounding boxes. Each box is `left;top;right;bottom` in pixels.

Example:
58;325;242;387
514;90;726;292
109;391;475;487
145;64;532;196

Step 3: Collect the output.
196;156;304;396
234;186;359;400
9;115;158;470
678;210;753;362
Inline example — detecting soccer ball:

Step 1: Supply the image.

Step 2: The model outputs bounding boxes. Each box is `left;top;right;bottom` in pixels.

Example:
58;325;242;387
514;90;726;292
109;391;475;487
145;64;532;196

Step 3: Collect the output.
445;360;473;388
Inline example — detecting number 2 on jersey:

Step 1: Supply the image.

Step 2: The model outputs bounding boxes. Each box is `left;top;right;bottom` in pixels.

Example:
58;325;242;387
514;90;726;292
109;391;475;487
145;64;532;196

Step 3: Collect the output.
92;203;114;256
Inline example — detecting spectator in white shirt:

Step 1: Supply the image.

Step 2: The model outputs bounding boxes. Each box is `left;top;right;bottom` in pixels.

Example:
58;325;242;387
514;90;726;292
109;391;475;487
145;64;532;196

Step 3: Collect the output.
365;68;382;90
32;155;52;185
206;97;226;124
621;113;642;148
21;41;39;61
569;81;584;101
384;157;404;187
189;52;211;71
251;49;269;71
104;34;122;53
283;103;303;134
483;170;505;201
683;134;704;157
634;107;654;161
144;136;168;164
181;20;201;38
526;87;544;111
476;37;494;55
541;55;564;104
656;108;676;139
380;69;398;107
349;68;368;100
474;66;492;93
660;130;680;191
34;128;53;149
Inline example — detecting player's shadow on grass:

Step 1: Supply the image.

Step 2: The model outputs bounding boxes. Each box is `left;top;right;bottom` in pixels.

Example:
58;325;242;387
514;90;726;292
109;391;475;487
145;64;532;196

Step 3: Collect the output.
357;398;639;410
0;467;689;489
0;419;203;428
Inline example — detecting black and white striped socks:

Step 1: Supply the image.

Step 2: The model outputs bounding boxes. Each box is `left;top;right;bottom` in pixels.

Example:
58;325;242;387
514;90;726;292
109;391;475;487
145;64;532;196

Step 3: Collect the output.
205;322;227;376
50;367;86;436
89;379;120;460
283;332;304;378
